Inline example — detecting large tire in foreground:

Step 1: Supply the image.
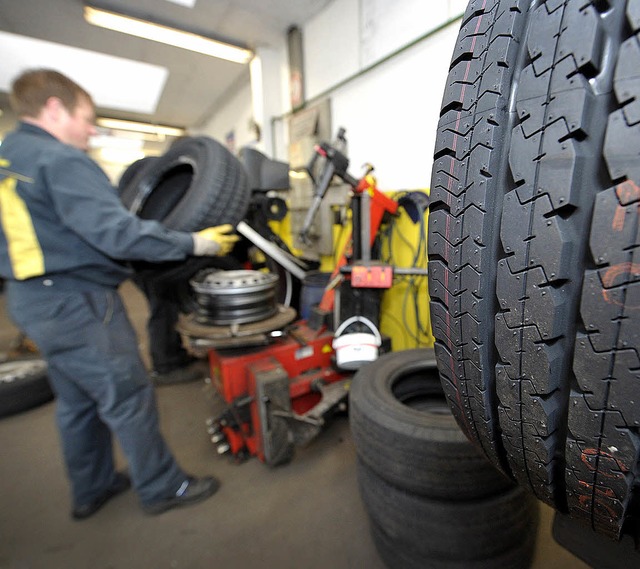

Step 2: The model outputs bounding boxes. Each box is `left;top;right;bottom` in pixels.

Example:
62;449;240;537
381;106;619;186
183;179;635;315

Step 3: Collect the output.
428;0;640;540
0;359;52;418
349;349;512;499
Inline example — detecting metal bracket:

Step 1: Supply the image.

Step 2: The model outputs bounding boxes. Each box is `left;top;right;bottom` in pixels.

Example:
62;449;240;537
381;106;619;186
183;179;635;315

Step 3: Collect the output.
273;379;350;446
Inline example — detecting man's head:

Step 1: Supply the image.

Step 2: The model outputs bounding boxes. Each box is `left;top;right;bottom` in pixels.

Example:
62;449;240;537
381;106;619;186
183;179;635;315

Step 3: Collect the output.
10;69;97;151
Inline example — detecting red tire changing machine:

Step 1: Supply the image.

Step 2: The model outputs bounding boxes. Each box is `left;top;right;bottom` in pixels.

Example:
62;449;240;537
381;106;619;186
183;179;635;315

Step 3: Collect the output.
211;320;348;466
179;129;415;467
179;276;351;467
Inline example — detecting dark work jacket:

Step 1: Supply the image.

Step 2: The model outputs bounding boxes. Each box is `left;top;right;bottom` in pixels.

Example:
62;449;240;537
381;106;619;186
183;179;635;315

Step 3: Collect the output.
0;122;193;287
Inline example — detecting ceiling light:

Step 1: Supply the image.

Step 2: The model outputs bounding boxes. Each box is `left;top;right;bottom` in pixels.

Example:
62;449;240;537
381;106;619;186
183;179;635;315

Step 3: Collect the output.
96;117;186;137
97;147;146;164
89;134;144;151
165;0;197;7
84;5;253;64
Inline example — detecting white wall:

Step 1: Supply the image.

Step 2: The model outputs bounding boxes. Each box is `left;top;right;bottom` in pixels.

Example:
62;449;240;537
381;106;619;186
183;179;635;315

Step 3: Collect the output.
304;0;360;100
249;43;290;158
324;23;460;190
298;0;465;190
193;79;254;154
195;41;290;158
197;0;467;188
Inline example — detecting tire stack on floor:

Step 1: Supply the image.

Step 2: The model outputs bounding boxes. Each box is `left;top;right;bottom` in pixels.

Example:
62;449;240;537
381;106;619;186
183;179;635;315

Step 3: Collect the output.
0;357;52;419
349;349;539;569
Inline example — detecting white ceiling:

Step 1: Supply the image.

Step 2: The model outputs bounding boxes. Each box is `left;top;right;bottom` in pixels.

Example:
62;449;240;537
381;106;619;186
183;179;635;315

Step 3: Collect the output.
0;0;332;137
0;31;170;115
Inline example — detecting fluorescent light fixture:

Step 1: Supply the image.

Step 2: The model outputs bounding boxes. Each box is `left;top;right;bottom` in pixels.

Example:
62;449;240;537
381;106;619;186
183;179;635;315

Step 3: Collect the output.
98;147;146;164
89;134;144;151
96;117;185;137
84;5;253;64
165;0;197;7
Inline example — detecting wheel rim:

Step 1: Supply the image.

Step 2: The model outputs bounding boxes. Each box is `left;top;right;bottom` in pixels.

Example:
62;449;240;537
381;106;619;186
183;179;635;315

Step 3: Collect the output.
190;269;279;325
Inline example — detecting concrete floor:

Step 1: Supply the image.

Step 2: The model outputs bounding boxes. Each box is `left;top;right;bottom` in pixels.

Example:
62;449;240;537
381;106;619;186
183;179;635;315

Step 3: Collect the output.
0;281;591;569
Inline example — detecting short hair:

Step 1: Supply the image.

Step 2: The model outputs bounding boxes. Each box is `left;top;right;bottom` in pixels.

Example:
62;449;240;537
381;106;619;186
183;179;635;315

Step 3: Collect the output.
9;69;94;118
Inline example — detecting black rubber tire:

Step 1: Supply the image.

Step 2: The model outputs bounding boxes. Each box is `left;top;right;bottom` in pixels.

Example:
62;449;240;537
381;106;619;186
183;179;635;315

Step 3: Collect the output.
0;359;52;418
428;0;640;539
120;136;250;230
368;517;537;569
117;156;158;194
349;349;512;499
119;137;249;282
358;459;539;568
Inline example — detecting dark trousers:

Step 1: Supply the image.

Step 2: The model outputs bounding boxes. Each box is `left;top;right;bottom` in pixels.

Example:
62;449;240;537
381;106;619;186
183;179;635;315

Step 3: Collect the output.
132;256;244;373
132;275;191;373
6;278;185;507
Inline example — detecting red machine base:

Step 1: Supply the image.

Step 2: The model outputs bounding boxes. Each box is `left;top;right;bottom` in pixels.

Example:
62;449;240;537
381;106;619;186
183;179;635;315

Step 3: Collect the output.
207;322;350;466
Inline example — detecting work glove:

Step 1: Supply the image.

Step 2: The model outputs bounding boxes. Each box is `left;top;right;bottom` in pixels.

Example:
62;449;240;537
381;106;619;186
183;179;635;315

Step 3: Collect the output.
191;224;240;256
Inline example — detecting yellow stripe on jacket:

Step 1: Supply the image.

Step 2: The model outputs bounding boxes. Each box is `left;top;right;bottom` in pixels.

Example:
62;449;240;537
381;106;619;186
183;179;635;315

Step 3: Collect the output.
0;175;45;279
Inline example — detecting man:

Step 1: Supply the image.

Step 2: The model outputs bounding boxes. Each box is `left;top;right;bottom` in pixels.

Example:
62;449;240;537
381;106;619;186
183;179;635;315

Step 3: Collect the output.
119;153;242;386
0;69;239;519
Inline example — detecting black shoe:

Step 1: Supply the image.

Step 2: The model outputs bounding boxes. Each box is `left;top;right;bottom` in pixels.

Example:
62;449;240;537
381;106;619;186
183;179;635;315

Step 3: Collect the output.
72;472;131;520
142;476;220;515
151;360;207;386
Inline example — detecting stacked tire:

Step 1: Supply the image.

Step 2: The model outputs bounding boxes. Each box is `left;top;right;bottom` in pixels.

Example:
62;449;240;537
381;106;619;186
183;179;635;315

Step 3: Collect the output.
349;349;539;568
0;358;52;419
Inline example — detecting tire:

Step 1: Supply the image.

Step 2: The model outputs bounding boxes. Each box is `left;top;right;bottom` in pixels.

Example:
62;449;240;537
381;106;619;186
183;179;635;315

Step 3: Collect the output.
117;156;158;194
369;518;537;569
0;359;52;418
428;0;640;539
120;136;250;230
119;137;250;282
349;349;512;499
358;459;539;568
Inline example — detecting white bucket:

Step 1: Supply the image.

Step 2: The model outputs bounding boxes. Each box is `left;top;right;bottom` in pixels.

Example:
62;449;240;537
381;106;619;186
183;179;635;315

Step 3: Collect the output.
332;316;382;371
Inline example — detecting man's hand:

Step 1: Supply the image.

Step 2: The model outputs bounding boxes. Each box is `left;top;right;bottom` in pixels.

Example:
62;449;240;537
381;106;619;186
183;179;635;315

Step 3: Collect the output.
191;224;239;256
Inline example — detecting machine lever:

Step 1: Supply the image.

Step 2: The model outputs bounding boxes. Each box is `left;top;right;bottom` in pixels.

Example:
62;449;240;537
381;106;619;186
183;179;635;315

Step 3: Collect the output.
299;128;351;244
286;326;308;346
